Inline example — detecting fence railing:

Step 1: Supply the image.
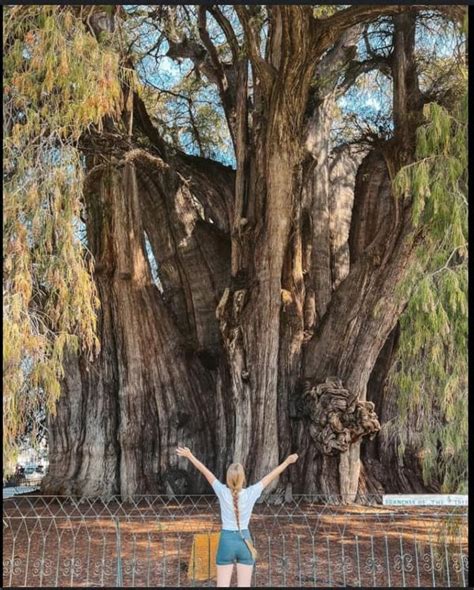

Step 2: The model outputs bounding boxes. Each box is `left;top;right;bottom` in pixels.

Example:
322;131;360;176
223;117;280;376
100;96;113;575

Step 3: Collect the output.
2;495;468;587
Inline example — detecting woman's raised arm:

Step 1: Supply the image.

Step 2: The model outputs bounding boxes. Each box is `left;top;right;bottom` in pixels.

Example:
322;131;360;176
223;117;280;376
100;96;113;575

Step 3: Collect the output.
259;454;298;489
176;446;217;486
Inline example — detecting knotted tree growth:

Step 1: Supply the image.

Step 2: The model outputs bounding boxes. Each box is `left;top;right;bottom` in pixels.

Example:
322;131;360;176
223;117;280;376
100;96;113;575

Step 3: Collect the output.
3;5;467;500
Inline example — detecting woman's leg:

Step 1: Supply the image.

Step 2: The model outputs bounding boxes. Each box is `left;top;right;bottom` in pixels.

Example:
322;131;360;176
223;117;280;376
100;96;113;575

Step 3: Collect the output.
216;564;234;587
236;563;254;587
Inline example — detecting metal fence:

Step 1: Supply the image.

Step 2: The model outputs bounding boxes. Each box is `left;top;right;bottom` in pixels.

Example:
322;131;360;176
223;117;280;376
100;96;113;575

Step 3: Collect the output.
2;494;468;587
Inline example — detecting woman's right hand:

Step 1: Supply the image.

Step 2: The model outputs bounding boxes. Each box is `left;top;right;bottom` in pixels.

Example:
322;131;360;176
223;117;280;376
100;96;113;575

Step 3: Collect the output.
285;453;298;464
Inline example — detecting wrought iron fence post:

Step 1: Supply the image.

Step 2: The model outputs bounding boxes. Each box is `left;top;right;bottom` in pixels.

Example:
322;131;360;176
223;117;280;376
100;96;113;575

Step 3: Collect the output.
176;533;181;587
355;534;361;587
370;534;377;587
268;535;272;587
162;530;167;586
341;537;346;587
311;533;317;587
297;534;302;587
191;530;196;587
459;541;466;587
443;538;451;587
429;534;436;588
414;534;420;588
281;532;287;587
399;534;406;587
384;533;391;587
114;517;123;587
207;531;211;581
326;535;332;587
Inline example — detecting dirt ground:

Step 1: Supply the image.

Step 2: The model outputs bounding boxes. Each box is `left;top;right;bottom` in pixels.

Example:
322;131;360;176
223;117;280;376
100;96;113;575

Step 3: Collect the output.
2;495;468;587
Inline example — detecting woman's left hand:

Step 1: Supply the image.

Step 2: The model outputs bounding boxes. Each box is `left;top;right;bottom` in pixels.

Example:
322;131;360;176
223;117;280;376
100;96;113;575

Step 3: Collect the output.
176;446;194;460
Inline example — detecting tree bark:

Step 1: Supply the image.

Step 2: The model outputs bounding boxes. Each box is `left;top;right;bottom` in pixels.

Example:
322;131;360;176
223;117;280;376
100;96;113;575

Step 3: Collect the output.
43;9;445;499
44;160;220;499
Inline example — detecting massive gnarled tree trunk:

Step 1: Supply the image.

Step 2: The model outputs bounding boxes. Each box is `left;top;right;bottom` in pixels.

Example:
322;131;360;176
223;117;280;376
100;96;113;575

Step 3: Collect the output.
42;6;460;500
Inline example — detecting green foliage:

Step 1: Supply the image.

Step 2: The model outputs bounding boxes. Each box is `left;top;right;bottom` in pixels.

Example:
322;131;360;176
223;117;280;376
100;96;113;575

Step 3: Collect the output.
143;76;233;161
3;6;125;471
391;76;467;492
312;6;339;19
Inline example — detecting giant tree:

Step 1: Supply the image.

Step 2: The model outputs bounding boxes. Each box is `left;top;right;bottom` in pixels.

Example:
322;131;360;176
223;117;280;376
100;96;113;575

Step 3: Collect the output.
3;5;467;500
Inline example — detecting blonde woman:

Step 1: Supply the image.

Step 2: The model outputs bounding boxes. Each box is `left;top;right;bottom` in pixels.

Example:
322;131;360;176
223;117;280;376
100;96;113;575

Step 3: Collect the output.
176;446;298;587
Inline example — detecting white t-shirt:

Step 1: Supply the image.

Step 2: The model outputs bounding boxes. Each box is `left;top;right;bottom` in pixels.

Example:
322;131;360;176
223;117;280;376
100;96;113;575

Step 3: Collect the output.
212;479;264;530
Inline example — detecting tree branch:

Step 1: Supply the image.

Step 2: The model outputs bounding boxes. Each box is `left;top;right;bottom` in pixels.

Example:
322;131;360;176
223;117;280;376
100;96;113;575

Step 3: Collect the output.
207;6;240;62
362;26;385;62
427;244;468;280
314;5;466;57
337;56;391;96
235;5;276;93
196;6;238;139
197;7;226;88
133;93;167;159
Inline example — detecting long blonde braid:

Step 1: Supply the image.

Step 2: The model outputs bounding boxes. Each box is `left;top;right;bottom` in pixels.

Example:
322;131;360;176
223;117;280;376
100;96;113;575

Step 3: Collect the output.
227;463;258;560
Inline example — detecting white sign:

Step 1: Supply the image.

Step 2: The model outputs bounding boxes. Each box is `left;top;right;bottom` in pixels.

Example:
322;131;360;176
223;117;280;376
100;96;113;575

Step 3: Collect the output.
383;495;468;506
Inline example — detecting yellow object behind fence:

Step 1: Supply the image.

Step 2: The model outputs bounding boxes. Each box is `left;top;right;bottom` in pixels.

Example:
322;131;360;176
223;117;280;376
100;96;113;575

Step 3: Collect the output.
188;532;220;581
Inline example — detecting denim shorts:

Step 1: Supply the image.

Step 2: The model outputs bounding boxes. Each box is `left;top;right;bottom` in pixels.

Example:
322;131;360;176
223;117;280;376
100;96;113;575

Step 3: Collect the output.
216;529;255;565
